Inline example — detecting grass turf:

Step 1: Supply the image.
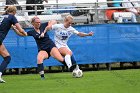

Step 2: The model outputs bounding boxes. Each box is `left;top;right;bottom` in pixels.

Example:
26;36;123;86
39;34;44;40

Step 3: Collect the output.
0;69;140;93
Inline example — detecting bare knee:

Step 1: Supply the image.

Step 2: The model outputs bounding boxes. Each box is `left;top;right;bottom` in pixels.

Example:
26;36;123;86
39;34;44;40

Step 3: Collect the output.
58;47;73;56
53;53;64;62
58;57;64;62
37;51;48;64
37;55;46;64
67;51;72;56
63;51;72;56
50;47;64;62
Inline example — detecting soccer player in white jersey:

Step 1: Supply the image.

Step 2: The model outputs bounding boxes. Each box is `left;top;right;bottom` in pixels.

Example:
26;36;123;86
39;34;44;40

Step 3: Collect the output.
42;15;93;71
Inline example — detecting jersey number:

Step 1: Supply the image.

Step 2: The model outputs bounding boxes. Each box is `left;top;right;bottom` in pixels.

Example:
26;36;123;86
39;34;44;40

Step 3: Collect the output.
0;16;4;25
61;36;68;40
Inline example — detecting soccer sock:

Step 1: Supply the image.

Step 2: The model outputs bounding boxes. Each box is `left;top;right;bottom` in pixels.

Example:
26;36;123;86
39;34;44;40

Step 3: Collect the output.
65;55;72;68
39;71;45;78
0;56;11;73
76;65;79;70
71;55;77;65
0;72;2;78
37;63;44;78
61;61;67;66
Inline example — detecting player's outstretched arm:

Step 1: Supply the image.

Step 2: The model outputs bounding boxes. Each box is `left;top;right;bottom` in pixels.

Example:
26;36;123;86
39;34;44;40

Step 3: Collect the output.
44;20;57;33
77;31;93;37
40;20;57;38
12;24;27;36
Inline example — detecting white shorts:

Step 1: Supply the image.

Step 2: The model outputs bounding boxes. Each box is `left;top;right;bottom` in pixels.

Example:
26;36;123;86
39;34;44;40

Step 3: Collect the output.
55;42;71;51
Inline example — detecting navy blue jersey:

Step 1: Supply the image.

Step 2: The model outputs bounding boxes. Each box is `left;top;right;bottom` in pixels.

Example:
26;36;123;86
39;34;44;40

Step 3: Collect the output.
0;14;18;42
27;22;55;51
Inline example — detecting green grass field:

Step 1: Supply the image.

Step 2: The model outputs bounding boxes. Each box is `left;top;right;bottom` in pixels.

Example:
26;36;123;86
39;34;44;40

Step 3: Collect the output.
0;69;140;93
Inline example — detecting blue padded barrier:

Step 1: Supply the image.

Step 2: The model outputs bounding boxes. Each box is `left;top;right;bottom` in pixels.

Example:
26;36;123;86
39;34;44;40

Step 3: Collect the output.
0;23;140;68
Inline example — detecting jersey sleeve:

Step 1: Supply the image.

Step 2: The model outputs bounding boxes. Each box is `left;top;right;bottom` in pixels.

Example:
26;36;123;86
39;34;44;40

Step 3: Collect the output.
51;24;59;30
11;15;18;25
27;30;40;38
27;31;33;36
71;27;79;35
40;22;48;31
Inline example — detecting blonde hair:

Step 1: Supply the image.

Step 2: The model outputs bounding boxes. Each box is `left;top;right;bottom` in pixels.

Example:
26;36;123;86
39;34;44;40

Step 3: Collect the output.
5;6;17;14
31;16;40;23
64;15;73;22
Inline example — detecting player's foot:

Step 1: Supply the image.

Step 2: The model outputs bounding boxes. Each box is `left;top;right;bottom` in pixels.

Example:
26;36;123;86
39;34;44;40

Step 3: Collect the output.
0;77;6;83
69;64;77;71
40;74;45;80
41;77;45;80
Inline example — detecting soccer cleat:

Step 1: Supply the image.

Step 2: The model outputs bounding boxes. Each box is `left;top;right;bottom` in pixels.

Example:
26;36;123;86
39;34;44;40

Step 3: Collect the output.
41;77;45;80
69;64;77;72
0;77;6;83
40;74;45;80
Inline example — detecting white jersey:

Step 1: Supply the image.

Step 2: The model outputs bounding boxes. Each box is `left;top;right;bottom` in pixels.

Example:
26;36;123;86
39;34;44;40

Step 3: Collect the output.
52;24;79;48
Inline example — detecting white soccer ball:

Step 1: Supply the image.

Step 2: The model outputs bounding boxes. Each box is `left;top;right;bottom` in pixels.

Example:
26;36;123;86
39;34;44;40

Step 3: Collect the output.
72;69;83;78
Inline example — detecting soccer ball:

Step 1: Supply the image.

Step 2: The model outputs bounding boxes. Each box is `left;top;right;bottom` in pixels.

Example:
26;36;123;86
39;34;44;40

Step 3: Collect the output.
72;69;83;78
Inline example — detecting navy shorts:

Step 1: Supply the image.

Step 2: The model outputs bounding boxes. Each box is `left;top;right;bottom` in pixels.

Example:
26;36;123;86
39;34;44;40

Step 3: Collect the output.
39;42;56;59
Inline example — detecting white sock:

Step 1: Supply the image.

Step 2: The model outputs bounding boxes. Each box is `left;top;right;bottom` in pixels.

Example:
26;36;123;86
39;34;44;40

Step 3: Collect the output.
65;55;72;68
74;65;79;71
0;72;2;78
39;71;44;75
76;65;79;70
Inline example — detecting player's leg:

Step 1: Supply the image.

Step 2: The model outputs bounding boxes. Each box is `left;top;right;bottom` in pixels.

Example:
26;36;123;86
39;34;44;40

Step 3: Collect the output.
58;47;73;69
71;55;79;70
50;47;64;62
58;47;77;71
37;50;48;79
0;43;11;83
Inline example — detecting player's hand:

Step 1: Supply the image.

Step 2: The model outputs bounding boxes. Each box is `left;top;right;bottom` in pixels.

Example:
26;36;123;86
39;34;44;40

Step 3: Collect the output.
88;31;94;36
11;25;17;30
48;20;57;25
40;32;45;38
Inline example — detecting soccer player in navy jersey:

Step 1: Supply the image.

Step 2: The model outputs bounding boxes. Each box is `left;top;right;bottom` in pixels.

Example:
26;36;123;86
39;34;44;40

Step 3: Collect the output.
14;16;67;79
0;6;27;83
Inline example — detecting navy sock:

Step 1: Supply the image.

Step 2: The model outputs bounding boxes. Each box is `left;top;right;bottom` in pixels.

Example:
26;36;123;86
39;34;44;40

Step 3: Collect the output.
37;63;44;72
71;55;77;65
40;74;44;78
62;61;67;66
0;56;11;72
